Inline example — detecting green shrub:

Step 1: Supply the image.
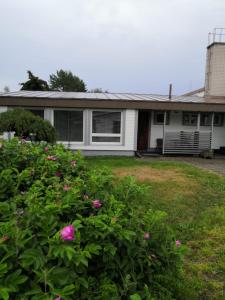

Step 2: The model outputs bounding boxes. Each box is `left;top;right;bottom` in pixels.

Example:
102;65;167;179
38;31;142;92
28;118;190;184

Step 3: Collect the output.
0;108;56;143
0;140;185;300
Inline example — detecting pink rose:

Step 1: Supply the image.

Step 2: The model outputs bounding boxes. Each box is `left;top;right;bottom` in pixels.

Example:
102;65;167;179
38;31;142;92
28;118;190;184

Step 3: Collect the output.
55;297;61;300
175;240;181;247
144;232;150;240
63;185;71;191
44;147;49;152
60;225;75;241
55;171;61;177
92;199;102;209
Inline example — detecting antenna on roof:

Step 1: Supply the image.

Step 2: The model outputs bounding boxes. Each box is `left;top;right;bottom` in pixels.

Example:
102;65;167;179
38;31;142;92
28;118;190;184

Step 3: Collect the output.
168;83;172;100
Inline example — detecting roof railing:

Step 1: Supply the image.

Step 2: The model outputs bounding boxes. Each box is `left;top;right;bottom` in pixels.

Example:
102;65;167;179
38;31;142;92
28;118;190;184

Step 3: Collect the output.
208;28;225;45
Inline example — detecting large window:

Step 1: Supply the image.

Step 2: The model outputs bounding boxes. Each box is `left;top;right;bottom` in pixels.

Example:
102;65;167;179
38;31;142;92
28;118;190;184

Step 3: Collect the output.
92;111;122;143
54;110;83;142
183;112;198;126
199;113;224;127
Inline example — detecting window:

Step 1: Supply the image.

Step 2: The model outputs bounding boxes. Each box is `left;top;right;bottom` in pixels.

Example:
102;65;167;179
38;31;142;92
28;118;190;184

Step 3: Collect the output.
54;110;83;142
200;113;224;126
214;113;224;126
153;111;170;125
92;111;122;143
183;112;198;125
27;109;44;119
200;113;211;126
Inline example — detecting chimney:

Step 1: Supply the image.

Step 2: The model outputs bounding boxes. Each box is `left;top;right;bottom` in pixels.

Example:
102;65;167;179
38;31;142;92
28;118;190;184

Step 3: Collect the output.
205;28;225;97
169;83;172;100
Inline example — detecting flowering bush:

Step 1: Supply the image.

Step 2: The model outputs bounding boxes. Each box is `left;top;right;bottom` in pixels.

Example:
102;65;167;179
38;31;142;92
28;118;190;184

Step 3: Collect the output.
0;139;184;300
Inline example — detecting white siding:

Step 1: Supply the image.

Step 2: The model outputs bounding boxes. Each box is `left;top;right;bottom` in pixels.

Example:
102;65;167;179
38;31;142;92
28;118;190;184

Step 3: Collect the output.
0;106;7;113
150;111;225;150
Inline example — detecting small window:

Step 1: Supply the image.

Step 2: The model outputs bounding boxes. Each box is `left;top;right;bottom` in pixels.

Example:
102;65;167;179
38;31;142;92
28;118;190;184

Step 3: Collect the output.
92;111;122;143
183;112;198;126
200;113;212;126
27;109;44;119
214;113;224;126
200;113;224;126
153;111;170;125
54;110;83;142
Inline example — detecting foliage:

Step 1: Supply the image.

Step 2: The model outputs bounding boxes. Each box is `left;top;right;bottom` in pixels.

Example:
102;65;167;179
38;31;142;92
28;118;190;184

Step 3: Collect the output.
0;140;184;300
49;70;87;92
86;156;225;300
20;71;49;91
0;109;56;143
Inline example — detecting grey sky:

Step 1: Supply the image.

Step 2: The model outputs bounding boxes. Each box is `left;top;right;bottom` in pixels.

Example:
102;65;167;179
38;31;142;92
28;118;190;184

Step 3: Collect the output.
0;0;225;94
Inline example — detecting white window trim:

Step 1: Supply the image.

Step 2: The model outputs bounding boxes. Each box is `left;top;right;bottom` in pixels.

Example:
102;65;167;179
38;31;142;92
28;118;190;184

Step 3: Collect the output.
53;108;85;144
90;109;123;145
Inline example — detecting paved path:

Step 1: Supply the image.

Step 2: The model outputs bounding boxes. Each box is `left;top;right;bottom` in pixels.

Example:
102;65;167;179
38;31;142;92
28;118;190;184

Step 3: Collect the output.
142;155;225;176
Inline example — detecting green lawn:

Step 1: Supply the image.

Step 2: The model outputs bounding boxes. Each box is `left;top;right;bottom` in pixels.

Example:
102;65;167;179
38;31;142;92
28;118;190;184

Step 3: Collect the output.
86;157;225;300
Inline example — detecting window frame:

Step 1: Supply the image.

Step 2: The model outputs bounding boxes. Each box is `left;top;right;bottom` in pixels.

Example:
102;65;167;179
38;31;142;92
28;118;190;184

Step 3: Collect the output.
53;108;84;144
182;112;198;126
153;111;170;125
90;109;123;145
213;113;224;127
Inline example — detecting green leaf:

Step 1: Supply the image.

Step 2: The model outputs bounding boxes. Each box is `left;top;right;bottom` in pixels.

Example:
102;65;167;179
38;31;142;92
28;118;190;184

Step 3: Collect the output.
0;288;9;300
130;293;142;300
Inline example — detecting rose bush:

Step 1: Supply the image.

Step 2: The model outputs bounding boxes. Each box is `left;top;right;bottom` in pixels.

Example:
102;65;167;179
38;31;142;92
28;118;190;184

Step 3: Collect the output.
0;139;185;300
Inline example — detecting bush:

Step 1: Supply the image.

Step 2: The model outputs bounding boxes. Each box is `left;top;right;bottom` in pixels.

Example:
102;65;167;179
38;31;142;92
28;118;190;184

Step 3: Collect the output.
0;140;185;300
0;109;56;143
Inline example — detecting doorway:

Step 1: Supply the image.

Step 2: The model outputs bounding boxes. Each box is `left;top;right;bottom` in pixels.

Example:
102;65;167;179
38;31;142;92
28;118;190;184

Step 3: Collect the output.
137;110;150;151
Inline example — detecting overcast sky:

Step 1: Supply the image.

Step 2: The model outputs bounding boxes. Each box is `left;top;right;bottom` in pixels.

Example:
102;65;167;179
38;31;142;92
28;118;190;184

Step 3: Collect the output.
0;0;225;95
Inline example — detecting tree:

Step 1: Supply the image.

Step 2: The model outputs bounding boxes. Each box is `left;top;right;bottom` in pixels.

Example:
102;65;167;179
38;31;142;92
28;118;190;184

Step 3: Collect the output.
49;69;87;92
20;71;49;91
89;88;108;93
0;108;56;143
3;86;10;93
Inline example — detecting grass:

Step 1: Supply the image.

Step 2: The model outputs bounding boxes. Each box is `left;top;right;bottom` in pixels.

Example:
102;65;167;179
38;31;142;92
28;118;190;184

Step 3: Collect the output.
86;157;225;300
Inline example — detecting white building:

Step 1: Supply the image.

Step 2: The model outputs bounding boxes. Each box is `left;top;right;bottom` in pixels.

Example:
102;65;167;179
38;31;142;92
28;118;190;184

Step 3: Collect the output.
1;29;225;156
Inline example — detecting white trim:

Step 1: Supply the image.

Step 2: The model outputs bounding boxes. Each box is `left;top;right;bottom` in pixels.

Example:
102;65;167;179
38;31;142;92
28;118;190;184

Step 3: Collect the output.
53;108;85;144
90;109;123;145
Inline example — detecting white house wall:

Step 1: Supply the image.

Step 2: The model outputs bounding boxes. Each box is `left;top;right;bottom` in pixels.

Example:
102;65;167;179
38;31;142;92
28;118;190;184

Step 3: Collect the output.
150;110;225;150
0;106;7;113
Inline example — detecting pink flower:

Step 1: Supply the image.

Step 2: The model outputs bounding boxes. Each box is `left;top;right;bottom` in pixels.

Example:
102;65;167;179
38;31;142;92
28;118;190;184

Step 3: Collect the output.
144;232;150;240
92;199;102;209
63;185;71;191
46;155;57;161
71;160;77;167
55;171;61;177
60;225;75;241
44;147;49;152
175;240;181;247
55;297;61;300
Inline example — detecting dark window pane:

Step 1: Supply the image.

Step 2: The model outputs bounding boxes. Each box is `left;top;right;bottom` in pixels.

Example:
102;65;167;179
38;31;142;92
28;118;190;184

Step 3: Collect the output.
154;111;170;125
92;111;121;134
201;113;211;126
92;136;120;142
214;113;224;126
28;109;44;119
183;112;198;125
54;110;83;142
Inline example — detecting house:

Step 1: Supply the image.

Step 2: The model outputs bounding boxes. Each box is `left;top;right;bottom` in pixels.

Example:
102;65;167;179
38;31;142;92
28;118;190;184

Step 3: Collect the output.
1;30;225;156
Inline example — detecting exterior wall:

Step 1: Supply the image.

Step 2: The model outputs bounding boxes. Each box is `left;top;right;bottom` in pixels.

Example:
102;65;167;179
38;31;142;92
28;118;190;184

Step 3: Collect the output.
0;106;7;113
150;110;225;150
205;43;225;96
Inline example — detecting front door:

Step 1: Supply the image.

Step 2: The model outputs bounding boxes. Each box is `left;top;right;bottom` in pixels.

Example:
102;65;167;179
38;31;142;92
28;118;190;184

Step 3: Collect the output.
137;111;150;151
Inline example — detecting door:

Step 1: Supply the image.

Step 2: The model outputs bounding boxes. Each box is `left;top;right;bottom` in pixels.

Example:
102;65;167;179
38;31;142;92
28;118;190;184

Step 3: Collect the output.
137;111;150;151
